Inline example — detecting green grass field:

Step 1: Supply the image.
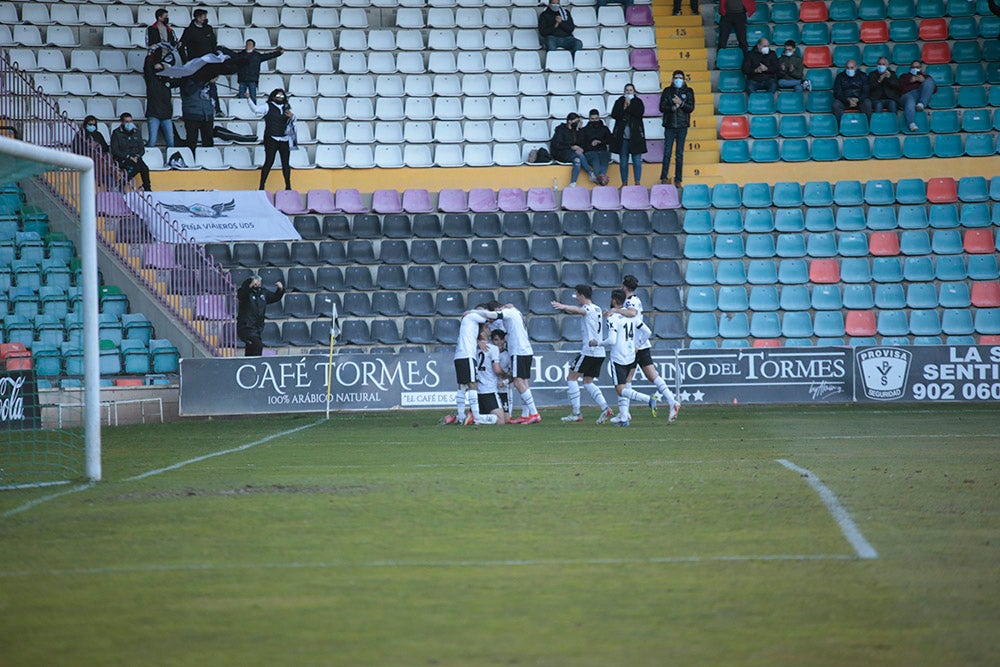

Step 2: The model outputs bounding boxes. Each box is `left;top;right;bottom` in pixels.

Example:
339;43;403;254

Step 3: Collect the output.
1;404;998;666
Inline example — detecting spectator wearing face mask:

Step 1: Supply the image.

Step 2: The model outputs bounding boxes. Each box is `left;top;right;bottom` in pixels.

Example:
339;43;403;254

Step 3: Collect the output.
179;9;222;116
898;60;937;132
550;113;597;187
236;40;285;101
658;70;695;188
580;109;613;186
742;38;779;94
143;46;175;148
777;40;807;92
538;0;583;54
832;59;872;121
180;77;216;151
247;89;296;191
110;113;152;191
74;115;108;156
146;8;177;49
610;84;647;187
868;57;900;114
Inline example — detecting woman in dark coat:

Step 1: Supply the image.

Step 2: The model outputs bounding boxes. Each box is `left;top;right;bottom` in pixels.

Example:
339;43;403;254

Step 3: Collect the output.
237;274;284;356
609;83;647;186
248;88;295;191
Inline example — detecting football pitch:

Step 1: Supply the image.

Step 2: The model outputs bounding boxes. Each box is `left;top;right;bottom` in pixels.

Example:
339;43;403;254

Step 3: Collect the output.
1;404;997;666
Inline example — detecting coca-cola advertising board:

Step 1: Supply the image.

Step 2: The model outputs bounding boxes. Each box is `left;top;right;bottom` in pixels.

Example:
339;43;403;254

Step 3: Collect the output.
0;371;42;431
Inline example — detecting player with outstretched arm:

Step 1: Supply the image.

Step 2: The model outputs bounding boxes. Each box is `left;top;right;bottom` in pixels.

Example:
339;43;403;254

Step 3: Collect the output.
551;284;614;423
444;307;501;425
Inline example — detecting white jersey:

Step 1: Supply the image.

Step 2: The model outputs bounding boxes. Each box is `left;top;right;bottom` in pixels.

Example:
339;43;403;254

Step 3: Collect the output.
603;312;640;365
579;303;606;357
499;307;533;356
475;343;502;394
496;349;511;390
624;294;652;350
455;311;492;359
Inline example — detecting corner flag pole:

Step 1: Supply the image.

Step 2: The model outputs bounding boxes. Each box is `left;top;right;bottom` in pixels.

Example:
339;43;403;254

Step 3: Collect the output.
325;301;339;419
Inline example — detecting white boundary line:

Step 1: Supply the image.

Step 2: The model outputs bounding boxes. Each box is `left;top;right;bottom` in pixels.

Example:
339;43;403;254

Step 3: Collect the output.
777;458;878;560
125;419;325;482
2;483;95;518
0;480;72;492
0;553;857;578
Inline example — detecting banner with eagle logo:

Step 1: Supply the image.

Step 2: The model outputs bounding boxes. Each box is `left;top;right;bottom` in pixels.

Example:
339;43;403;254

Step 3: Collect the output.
127;190;301;243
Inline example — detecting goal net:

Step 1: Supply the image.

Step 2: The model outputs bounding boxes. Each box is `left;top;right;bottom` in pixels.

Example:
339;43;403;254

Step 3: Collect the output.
0;135;101;489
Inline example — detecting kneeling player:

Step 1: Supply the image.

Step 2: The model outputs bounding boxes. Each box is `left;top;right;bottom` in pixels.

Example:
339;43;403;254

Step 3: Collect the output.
445;307;500;425
469;328;507;425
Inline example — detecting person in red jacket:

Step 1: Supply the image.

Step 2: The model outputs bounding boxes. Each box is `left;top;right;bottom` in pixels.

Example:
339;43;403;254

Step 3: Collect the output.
718;0;756;53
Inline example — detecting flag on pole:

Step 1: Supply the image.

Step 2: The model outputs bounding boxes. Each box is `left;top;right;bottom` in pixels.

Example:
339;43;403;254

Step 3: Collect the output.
330;300;341;340
325;297;340;418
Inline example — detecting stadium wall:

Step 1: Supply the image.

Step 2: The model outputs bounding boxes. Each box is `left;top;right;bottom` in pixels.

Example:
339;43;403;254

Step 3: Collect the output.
179;344;1000;416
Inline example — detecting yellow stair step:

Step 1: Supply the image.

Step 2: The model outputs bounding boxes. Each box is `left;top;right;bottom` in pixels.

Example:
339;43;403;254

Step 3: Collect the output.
654;35;705;49
684;150;721;165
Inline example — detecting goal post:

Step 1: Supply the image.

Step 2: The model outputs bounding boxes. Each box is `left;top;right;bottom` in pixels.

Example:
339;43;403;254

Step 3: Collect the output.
0;135;101;483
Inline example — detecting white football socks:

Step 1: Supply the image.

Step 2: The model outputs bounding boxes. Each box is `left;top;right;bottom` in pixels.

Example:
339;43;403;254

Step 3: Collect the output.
566;380;581;414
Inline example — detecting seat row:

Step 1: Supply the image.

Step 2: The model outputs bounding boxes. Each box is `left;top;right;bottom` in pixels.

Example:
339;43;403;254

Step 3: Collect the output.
684;205;1000;234
736;14;999;44
746;0;995;23
30;339;179;377
721;133;1000;163
686;308;1000;340
721;107;1000;138
684;282;1000;312
684;255;1000;285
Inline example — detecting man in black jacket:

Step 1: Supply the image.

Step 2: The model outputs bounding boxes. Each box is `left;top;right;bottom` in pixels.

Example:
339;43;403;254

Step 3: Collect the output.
146;8;177;49
179;9;222;115
659;70;695;188
237;274;284;356
538;0;583;54
110;113;151;191
143;47;175;148
832;59;872;121
579;109;613;186
550;113;597;187
237;40;284;101
742;37;779;94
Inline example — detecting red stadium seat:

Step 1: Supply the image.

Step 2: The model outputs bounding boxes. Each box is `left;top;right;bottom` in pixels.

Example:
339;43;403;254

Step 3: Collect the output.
719;116;750;139
113;378;144;387
800;1;829;22
3;352;32;371
869;231;901;256
963;229;996;254
0;342;28;361
752;339;782;348
927;177;957;203
809;259;841;283
803;46;833;68
860;21;889;43
918;18;949;41
971;282;1000;307
979;335;1000;345
845;311;877;336
921;41;951;64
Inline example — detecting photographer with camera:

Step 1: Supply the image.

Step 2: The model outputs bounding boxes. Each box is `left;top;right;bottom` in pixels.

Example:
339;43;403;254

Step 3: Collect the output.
237;274;284;356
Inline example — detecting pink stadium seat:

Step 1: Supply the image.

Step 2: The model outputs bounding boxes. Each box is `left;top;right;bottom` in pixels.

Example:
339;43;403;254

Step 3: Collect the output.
963;229;995;254
196;294;231;320
927;177;957;203
629;49;658;71
752;339;782;348
113;378;144;387
402;189;433;213
561;185;591;211
921;42;951;64
527;187;558;212
275;189;306;214
644;140;664;164
498;188;527;212
720;116;750;139
869;231;901;255
971;282;1000;307
621;185;651;210
918;18;948;41
626;5;654;26
469;188;499;213
860;21;889;43
809;259;841;283
803;46;832;68
306;189;340;214
591;186;622;211
335;188;369;213
845;311;877;336
638;93;661;116
799;2;830;22
979;335;1000;345
143;243;178;269
438;188;470;213
372;189;403;214
650;183;680;209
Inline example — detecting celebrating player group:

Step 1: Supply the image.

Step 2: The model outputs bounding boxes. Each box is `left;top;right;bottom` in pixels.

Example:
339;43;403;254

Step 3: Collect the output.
444;275;680;427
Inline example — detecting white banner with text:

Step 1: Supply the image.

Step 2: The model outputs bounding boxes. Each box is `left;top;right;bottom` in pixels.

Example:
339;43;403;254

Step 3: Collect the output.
128;190;301;243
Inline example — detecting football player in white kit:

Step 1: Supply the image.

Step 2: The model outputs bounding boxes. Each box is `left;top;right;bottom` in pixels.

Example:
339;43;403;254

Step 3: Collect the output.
600;289;650;427
444;307;501;425
551;284;614;423
469;328;507;425
490;329;513;421
488;300;541;424
611;274;681;423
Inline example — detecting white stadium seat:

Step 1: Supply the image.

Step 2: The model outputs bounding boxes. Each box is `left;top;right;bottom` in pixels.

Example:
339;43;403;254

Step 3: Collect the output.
345;145;375;169
428;30;457;51
427;9;456;28
275;51;306;74
491;97;521;120
369;53;399;74
312;9;340;29
396;30;425;51
374;121;404;144
396;8;424;28
375;145;404;168
455;8;484;28
456;30;485;51
403;145;433;168
464;144;494;167
404;98;434;121
195;147;226;170
484;9;512;28
405;75;434;97
346;122;375;144
598;6;627;26
485;52;514;73
433;121;464;144
489;74;518;96
346;98;375;121
376;75;405;97
433;97;463;121
463;121;491;143
403;122;434;143
434;145;465;168
277;29;307;51
223;146;254;170
99;50;129;73
315;145;346;169
305;52;335;74
493;144;523;166
316;122;346;144
376;98;405;121
346;74;375;97
318;74;347;97
462;97;492;120
340;8;369;28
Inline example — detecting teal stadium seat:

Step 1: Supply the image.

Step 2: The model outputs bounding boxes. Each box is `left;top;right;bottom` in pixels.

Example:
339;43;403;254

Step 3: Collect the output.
750;312;782;338
901;230;932;254
805;69;834;91
721;139;751;163
747;259;779;284
907;283;940;308
687;313;719;339
718;94;748;115
815;312;846;338
946;0;976;15
776;234;807;258
903;136;934;159
683;210;713;234
749;116;779;139
834;180;865;206
830;0;859;20
871;112;900;136
867;206;899;229
712;183;742;209
904;256;936;281
832;22;860;44
718;71;747;92
744;209;775;232
877;310;910;336
811;138;842;161
896;178;927;204
716;48;744;70
714;209;744;233
803;181;834;207
782;312;814;338
928;64;956;86
961;110;992;134
750;286;780;311
950;41;982;63
751;140;780;163
806;91;834;114
719;313;750;339
781;139;811;161
863;44;892;67
716;260;748;285
772;24;802;45
742;182;772;208
957;176;990;202
771;2;800;22
805;208;836;231
930;88;956;109
840;114;870;137
747;93;776;115
975;309;1000;335
842;258;874;283
812;284;843;310
780;285;812;311
686;286;717;312
982;15;1000;39
949;16;978;40
930;110;960;134
929;203;959;228
910;310;942;336
685;260;715;285
833;45;862;68
864;179;895;205
989;62;1000;85
747;3;771;23
681;184;711;209
860;0;890;19
684;235;714;259
773;182;803;208
746;26;773;45
931;229;963;254
873;257;904;282
843;138;873;161
933;135;964;158
746;235;777;258
778;259;809;283
873;137;903;159
806;233;837;257
844;284;876;308
776;92;806;114
957;86;987;108
802;23;831;45
809;114;839;138
892;42;921;65
839;231;870;256
959;203;991;227
942;309;975;335
890;20;919;42
916;0;946;18
715;235;746;259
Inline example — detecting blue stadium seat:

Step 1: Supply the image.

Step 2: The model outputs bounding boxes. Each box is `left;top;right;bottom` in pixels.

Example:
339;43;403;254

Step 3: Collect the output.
806;233;837;257
772;2;800;22
721;139;751;163
746;235;777;258
805;208;836;231
806;90;834;113
719;313;750;339
777;259;809;284
683;210;713;234
872;136;903;161
685;260;716;285
681;184;711;209
718;71;748;93
716;260;748;285
779;115;809;138
814;312;846;338
935;255;967;281
683;235;714;259
876;283;906;310
843;284;875;309
909;310;942;336
687;313;719;339
903;135;934;159
751;140;780;163
781;139;811;162
748;93;777;115
744;209;774;233
957;86;987;109
964;134;997;157
713;209;744;234
896;178;927;204
529;263;560;288
906;283;938;310
867;206;898;230
929;64;958;86
929;204;959;228
775;209;806;232
892;42;921;65
652;236;682;259
903;256;935;281
803;181;834;207
864;179;896;206
686;286;717;312
931;229;963;254
749;286;780;311
809;114;839;138
750;312;782;338
958;176;990;203
782;312;814;338
872;257;904;282
877;310;910;336
716;48;745;70
742;183;773;208
974;308;1000;335
749;116;779;139
715;235;747;259
776;234;807;258
811;138;842;161
772;182;803;208
718;94;748;116
779;284;811;312
842;258;874;284
838;231;870;256
870;112;900;136
812;284;843;310
747;260;779;284
711;183;742;209
930;87;957;110
942;309;975;335
900;230;932;255
951;40;983;62
834;180;865;206
959;203;991;227
930;110;961;134
843;138;873;161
